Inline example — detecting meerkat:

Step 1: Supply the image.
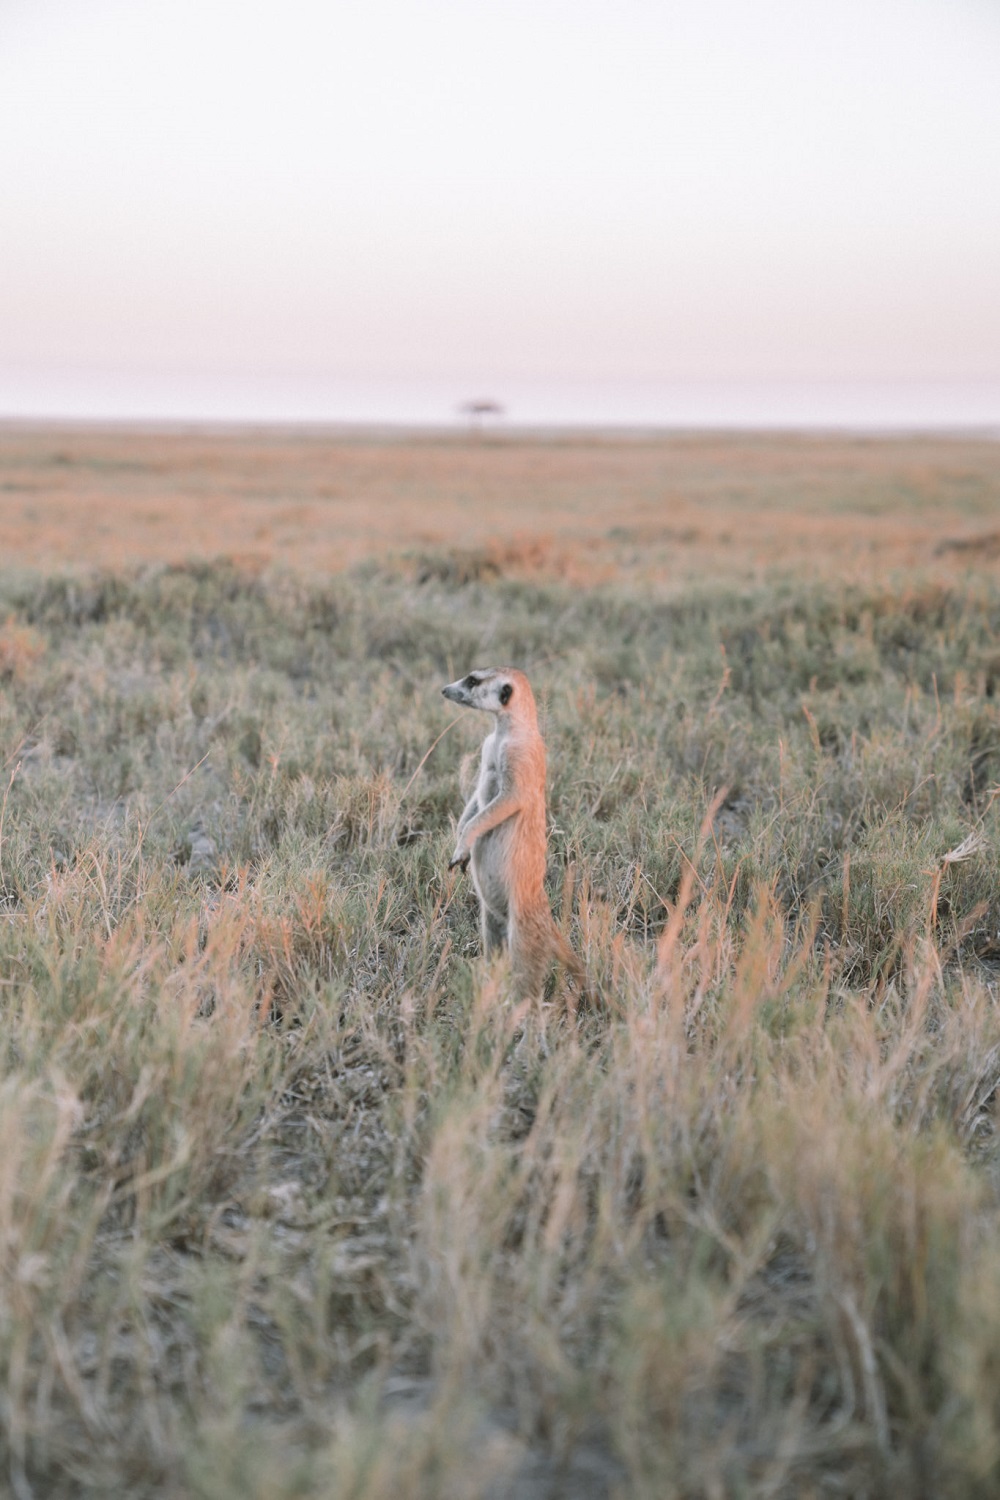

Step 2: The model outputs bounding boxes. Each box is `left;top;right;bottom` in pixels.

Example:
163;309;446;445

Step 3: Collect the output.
441;667;585;1000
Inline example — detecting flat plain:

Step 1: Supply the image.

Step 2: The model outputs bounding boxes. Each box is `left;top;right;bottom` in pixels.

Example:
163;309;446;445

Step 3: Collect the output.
2;423;1000;1498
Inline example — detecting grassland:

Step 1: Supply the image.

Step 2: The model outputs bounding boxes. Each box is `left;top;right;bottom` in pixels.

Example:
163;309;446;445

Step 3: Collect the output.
2;426;1000;1497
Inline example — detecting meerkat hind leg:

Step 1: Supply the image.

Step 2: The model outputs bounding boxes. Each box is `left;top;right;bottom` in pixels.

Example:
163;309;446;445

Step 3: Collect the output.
482;904;507;958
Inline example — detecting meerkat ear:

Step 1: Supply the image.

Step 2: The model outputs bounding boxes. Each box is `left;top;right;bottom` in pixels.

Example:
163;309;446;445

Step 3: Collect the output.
499;683;513;706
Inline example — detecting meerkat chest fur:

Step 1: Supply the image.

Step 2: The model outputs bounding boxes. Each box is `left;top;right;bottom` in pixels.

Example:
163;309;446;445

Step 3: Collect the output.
474;726;502;808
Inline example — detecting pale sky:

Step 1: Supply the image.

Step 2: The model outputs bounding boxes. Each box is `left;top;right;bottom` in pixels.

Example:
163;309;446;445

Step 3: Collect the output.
1;0;999;424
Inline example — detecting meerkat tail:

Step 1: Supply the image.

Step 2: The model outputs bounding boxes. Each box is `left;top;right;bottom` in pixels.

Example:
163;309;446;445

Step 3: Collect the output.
553;925;588;994
510;906;587;1002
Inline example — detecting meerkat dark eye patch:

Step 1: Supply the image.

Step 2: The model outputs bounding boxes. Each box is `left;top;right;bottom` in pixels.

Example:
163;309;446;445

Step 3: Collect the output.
464;674;480;690
499;683;513;706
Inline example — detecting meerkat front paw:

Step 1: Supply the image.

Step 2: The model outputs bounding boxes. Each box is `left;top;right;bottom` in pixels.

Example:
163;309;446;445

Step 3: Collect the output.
449;845;471;872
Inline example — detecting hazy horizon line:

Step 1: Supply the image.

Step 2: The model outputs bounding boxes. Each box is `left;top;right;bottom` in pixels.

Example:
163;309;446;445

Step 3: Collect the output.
2;373;999;434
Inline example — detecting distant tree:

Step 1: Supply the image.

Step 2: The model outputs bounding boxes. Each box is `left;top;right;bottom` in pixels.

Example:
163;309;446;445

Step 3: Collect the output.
458;399;505;432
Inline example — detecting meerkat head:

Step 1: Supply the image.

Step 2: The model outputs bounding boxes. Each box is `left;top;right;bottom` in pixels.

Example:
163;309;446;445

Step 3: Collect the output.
441;668;534;718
